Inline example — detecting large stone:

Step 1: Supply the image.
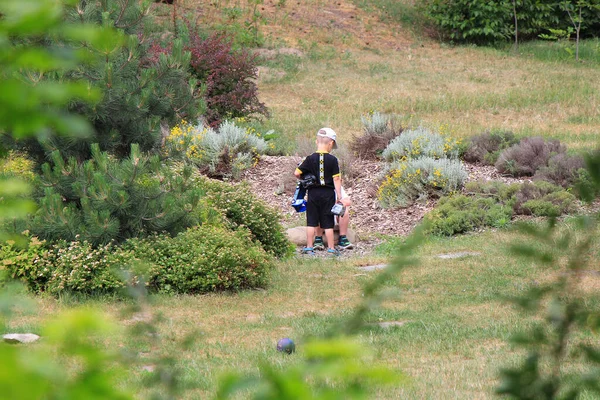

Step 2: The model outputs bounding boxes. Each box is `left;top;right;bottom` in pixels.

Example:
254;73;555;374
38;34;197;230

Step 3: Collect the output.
3;333;40;344
357;264;387;272
285;226;357;246
437;252;480;259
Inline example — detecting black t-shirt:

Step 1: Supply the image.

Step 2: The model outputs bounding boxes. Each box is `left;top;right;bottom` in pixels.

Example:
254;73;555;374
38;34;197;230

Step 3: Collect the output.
297;151;340;189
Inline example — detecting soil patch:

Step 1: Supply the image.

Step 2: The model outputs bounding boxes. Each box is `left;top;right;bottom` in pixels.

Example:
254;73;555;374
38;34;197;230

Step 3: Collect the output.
242;155;527;240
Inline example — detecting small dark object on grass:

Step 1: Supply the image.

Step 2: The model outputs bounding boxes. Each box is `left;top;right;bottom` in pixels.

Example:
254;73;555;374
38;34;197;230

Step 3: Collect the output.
277;338;296;354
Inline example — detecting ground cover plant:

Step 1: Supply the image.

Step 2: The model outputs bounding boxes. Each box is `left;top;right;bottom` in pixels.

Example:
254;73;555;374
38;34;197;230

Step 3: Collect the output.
382;126;462;162
377;125;467;208
424;180;578;236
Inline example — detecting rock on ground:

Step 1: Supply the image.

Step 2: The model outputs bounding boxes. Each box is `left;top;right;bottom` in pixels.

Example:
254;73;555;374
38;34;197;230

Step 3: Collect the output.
3;333;40;344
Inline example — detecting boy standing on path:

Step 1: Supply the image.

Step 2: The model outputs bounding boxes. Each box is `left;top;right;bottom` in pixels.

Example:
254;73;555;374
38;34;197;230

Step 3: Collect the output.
294;128;343;256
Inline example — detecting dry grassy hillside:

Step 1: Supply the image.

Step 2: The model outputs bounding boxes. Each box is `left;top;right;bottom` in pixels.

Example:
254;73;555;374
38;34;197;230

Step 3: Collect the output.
156;0;600;151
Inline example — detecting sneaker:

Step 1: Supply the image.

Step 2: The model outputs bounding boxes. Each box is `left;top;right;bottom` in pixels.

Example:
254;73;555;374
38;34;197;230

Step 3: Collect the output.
313;237;325;251
327;248;341;257
301;247;316;256
337;237;354;250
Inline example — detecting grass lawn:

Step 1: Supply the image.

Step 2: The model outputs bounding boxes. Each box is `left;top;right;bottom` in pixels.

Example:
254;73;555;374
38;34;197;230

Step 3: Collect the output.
7;224;600;398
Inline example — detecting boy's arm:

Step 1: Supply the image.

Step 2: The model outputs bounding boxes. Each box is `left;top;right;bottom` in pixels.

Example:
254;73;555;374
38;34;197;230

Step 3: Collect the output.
333;175;342;200
295;157;309;178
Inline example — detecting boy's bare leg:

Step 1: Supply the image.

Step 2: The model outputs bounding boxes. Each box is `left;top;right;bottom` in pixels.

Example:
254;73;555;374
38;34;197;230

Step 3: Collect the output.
338;209;349;236
324;228;335;250
306;226;316;248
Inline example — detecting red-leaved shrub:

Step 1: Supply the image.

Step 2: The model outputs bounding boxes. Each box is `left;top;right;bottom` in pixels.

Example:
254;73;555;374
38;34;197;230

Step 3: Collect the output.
186;31;269;127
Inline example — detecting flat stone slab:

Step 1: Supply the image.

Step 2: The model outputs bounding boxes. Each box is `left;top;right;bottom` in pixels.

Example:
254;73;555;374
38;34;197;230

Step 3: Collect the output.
141;365;156;373
371;321;410;329
3;333;40;344
436;252;480;259
357;264;387;272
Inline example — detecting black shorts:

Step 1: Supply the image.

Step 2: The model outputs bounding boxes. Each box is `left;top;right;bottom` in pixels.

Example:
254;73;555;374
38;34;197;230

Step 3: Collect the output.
306;187;335;229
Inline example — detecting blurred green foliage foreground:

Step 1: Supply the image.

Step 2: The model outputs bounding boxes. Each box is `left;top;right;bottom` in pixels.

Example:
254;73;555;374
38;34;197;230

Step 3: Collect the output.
2;0;600;399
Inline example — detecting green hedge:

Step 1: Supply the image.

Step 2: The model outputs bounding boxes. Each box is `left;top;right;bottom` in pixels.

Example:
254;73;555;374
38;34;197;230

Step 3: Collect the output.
2;225;274;295
124;226;273;293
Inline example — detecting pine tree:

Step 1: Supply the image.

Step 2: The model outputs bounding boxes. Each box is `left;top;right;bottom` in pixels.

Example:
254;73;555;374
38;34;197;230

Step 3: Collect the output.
31;143;204;245
19;0;202;162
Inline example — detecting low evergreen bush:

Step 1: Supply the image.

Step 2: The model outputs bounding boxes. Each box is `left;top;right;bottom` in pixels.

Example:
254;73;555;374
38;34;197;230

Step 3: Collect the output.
426;180;578;236
164;120;268;180
125;225;273;293
1;237;132;295
28;144;205;245
424;195;513;236
382;126;462;162
495;136;565;177
513;181;577;216
463;130;519;165
203;179;294;258
2;225;275;295
378;157;467;208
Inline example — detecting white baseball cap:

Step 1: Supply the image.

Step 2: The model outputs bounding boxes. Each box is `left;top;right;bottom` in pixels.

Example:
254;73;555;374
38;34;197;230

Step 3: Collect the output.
317;127;337;149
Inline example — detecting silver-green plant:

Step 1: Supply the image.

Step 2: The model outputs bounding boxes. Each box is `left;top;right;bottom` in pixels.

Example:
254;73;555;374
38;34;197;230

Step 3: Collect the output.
361;111;390;135
382;126;461;162
165;119;268;180
378;157;468;208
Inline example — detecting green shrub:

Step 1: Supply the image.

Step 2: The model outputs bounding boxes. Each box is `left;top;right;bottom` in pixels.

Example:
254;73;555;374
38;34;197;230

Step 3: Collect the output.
382;126;462;162
514;181;577;216
203;179;294;258
125;225;273;293
352;112;403;159
0;151;35;181
164;119;268;180
378;157;467;208
464;180;521;205
27;144;205;246
425;0;513;44
425;0;559;45
4;224;275;295
426;180;578;236
0;236;50;292
2;237;133;295
424;195;513;236
495;136;565;177
463;130;519;165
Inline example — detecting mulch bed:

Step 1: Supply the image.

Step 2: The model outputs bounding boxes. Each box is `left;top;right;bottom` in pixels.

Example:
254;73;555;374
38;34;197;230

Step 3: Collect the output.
241;155;528;240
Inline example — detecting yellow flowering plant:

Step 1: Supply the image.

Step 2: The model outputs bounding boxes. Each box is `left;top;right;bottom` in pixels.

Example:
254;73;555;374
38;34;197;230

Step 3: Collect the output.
382;126;462;162
378;157;467;208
